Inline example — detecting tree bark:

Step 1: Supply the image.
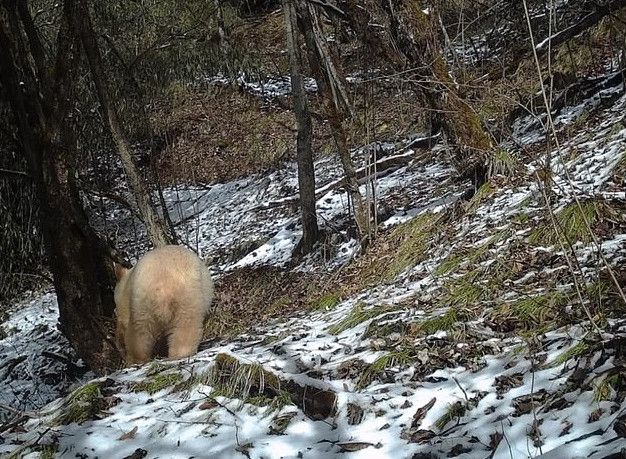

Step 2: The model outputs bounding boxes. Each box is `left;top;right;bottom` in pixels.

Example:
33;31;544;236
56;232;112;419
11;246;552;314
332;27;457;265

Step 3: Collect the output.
0;1;120;372
283;0;320;255
339;0;492;188
382;1;491;186
296;0;369;238
70;1;173;247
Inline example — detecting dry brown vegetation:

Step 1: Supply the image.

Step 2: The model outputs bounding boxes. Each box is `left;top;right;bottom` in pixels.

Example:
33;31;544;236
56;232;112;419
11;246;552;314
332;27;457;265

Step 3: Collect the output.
152;86;296;184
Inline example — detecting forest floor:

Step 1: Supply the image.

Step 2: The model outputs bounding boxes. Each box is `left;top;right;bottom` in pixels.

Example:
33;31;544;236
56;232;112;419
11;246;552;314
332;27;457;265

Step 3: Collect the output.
3;36;626;459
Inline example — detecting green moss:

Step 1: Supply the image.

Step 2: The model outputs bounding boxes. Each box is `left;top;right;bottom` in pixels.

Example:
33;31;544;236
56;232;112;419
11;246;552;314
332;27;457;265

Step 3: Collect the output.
53;382;106;426
357;350;413;389
328;303;396;335
132;372;183;395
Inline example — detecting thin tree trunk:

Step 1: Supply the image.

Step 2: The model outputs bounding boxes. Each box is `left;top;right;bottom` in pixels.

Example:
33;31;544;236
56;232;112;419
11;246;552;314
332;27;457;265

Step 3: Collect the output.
70;1;173;247
283;0;320;255
213;0;228;49
0;2;120;372
296;0;369;238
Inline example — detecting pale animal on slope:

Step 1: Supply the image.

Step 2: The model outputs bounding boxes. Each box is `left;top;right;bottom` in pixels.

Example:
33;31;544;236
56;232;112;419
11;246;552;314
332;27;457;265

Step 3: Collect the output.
113;245;214;365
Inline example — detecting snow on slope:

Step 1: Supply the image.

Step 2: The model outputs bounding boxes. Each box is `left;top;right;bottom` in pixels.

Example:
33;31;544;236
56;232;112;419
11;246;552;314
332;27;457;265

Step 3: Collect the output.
2;75;626;458
0;293;92;414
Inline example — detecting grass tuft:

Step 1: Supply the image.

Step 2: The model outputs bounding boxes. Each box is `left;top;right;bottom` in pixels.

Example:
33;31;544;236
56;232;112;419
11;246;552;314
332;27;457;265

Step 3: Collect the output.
209;354;294;415
328;302;396;335
488;148;520;177
546;341;591;368
357;350;414;389
434;401;466;431
172;370;211;394
313;292;342;311
53;381;107;426
467;181;494;213
443;276;485;307
434;254;464;277
132;372;183;395
593;373;621;402
382;213;439;280
414;308;460;336
529;201;600;246
492;290;569;330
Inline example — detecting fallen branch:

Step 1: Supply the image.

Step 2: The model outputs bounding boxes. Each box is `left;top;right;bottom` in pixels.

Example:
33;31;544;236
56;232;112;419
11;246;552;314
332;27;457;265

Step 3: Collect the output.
535;0;626;53
212;353;337;420
504;0;626;74
253;150;418;211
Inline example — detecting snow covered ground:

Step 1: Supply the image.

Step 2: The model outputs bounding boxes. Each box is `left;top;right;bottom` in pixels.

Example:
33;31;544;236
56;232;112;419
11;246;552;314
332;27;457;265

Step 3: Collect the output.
2;71;626;458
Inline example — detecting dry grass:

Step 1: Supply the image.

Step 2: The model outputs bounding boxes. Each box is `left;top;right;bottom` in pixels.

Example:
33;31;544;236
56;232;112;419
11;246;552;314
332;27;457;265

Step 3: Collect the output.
152;86;296;185
205;267;325;340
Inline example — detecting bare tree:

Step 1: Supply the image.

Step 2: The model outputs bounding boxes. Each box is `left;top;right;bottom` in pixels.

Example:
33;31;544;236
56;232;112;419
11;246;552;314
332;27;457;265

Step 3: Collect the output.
296;0;369;239
0;0;119;372
70;1;174;247
283;0;320;255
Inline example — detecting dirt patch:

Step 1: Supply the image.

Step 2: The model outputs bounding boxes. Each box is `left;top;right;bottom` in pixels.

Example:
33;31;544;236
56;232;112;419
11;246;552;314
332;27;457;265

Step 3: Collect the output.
205;266;325;339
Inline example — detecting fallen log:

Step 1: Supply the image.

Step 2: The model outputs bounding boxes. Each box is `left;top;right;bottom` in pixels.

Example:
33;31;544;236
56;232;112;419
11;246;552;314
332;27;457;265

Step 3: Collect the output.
211;353;337;420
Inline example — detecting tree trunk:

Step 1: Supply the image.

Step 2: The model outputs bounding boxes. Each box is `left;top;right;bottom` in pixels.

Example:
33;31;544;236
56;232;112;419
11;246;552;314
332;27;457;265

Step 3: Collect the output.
340;0;492;188
70;1;173;247
387;1;491;186
296;0;369;238
283;0;320;255
0;1;120;372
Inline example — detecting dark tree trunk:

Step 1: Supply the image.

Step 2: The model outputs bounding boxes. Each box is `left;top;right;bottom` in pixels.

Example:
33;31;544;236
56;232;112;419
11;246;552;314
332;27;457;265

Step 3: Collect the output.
70;1;174;247
0;0;120;372
283;0;320;255
295;0;369;239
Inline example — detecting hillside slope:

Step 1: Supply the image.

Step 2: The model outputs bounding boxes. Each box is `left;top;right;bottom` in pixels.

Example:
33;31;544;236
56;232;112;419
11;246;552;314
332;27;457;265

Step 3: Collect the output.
1;65;626;458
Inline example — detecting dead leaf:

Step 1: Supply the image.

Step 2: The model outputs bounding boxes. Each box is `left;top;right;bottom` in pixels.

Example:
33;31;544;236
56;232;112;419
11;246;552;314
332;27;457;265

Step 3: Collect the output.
347;403;364;426
199;398;219;410
118;426;138;441
411;397;436;428
122;448;147;459
337;441;377;452
614;415;626;438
